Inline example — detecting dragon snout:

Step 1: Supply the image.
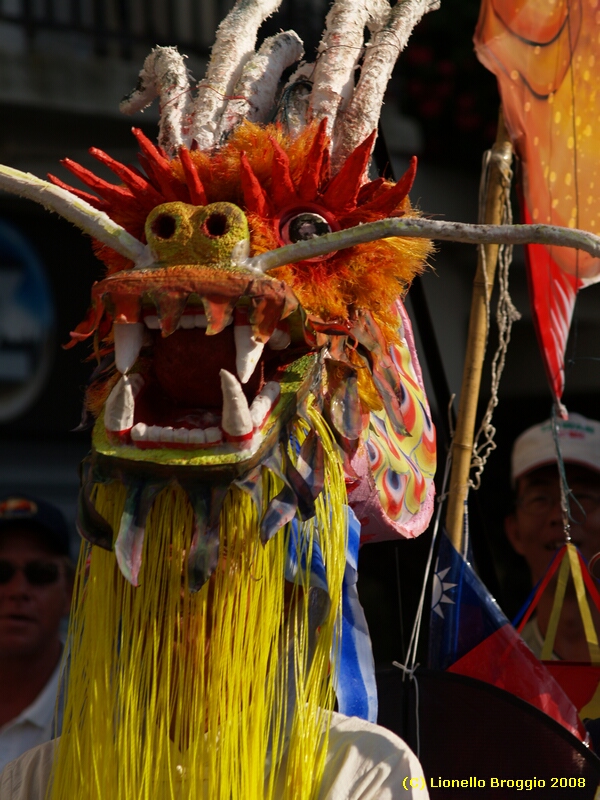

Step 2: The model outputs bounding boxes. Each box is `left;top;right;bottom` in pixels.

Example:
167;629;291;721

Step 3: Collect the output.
145;201;250;269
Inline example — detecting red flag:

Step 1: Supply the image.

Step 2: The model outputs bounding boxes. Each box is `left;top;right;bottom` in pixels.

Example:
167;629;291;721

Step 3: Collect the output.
429;531;586;742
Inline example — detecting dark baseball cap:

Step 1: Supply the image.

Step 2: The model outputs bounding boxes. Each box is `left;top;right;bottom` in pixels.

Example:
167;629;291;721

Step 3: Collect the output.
0;494;70;556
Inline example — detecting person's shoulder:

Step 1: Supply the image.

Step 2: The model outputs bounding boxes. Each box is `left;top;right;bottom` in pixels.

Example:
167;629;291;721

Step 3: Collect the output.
0;739;57;800
328;710;415;752
320;711;428;799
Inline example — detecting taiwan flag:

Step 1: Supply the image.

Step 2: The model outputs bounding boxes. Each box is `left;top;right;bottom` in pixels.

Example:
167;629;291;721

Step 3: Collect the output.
428;530;586;741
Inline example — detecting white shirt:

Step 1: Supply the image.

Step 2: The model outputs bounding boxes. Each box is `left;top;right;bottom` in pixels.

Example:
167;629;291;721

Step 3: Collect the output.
0;661;62;773
0;711;429;799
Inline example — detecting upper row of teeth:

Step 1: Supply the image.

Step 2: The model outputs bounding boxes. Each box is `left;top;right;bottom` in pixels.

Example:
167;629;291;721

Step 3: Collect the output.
113;314;290;385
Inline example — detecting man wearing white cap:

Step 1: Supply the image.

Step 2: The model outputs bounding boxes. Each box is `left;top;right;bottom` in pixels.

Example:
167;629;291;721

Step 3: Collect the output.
505;413;600;661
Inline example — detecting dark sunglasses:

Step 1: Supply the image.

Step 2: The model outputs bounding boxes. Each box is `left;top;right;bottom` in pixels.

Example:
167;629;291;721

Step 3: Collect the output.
0;559;61;586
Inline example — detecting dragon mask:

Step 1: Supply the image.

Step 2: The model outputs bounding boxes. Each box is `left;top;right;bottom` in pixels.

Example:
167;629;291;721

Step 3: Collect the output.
0;2;439;798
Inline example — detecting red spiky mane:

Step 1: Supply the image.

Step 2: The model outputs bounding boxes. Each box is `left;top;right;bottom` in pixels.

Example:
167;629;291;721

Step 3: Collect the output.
52;121;431;336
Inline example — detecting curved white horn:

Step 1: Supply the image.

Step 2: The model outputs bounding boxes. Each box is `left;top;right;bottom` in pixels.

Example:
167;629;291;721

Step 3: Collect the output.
190;0;283;151
218;30;304;139
120;46;193;156
333;0;440;170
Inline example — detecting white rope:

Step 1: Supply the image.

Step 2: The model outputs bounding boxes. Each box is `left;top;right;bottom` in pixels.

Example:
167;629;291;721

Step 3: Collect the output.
392;660;421;757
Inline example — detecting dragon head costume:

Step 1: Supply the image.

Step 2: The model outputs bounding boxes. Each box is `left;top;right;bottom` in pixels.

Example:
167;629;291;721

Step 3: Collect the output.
0;1;439;797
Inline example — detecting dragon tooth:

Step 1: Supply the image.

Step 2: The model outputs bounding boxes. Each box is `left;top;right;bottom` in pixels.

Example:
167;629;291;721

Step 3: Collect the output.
159;426;175;443
188;428;207;445
105;374;144;432
268;327;291;350
173;427;190;443
250;381;281;429
113;322;144;374
179;315;196;330
234;322;265;383
205;427;222;444
143;315;160;329
130;422;148;441
146;425;162;442
202;297;236;335
220;369;253;438
156;294;188;337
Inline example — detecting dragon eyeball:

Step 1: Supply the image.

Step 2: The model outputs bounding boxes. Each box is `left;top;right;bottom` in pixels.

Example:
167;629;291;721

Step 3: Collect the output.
281;212;332;243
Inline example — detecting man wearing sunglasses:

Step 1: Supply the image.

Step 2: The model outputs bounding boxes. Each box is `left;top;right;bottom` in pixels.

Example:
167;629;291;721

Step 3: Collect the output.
505;413;600;661
0;496;73;772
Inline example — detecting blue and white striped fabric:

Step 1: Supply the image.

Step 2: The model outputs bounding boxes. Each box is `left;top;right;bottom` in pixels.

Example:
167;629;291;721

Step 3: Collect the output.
285;508;378;723
335;505;378;722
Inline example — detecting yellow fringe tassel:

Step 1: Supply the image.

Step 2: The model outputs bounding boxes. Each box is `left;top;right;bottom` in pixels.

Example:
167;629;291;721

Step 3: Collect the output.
50;405;347;800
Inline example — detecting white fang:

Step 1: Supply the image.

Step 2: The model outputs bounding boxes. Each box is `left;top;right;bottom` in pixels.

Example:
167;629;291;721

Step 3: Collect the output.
220;369;253;437
113;322;145;374
105;374;144;432
234;322;265;384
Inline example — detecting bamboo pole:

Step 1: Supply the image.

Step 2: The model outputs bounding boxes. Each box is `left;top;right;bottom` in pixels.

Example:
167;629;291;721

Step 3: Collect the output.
445;110;514;551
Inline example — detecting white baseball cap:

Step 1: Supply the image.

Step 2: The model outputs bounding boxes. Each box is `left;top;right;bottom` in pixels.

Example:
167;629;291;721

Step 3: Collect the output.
511;413;600;485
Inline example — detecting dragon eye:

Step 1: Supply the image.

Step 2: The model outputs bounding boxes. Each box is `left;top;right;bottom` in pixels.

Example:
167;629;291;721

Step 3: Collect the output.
281;213;332;244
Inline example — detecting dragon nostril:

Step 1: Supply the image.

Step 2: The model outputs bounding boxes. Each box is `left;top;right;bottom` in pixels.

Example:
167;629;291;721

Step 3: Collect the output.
203;212;229;238
151;213;177;239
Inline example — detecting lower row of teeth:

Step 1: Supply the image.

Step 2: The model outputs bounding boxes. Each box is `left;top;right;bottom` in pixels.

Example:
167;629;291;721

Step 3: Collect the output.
130;424;223;445
104;372;280;446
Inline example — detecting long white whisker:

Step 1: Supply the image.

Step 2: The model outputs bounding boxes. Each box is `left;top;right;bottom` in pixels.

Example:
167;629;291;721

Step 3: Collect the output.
245;217;600;272
0;165;149;266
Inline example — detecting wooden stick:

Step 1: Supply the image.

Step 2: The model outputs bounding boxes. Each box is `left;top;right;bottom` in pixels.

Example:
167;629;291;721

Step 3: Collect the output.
445;110;513;551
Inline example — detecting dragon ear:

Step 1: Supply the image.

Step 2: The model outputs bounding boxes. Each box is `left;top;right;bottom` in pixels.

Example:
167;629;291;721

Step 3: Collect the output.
47;173;107;209
360;157;418;215
270;137;298;208
297;119;330;201
322;130;376;213
89;147;164;207
131;128;188;202
340;157;419;225
240;152;271;217
58;157;136;207
179;146;208;206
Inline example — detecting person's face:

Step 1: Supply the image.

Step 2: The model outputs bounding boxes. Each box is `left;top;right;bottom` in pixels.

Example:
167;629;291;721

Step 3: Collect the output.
505;464;600;584
0;527;72;660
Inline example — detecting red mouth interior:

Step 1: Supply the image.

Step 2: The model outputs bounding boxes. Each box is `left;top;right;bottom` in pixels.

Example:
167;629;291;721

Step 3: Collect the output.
133;326;284;430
